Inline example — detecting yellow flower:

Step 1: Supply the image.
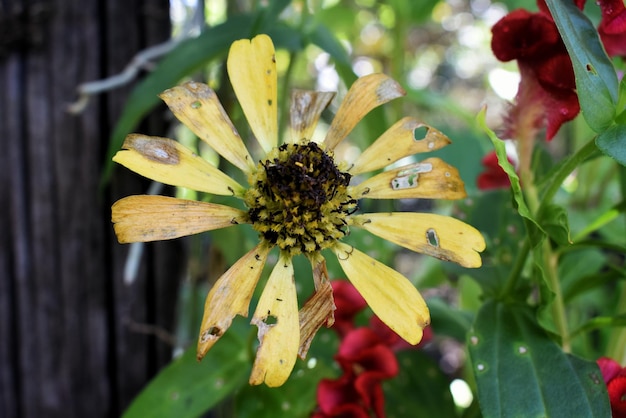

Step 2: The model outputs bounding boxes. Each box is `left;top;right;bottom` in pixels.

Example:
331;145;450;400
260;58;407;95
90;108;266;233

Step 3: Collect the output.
111;34;485;387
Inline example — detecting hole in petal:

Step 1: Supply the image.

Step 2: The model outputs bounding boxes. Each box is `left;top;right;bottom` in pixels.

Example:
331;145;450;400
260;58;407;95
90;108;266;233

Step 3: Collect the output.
391;163;433;190
264;314;278;325
413;125;429;140
426;228;439;247
200;326;223;342
190;100;202;109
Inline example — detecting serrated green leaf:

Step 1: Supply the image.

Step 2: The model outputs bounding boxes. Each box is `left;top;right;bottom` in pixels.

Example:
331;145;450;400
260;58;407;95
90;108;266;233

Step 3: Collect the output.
122;323;250;418
596;123;626;166
476;108;545;247
542;203;571;245
468;300;610;418
544;0;618;132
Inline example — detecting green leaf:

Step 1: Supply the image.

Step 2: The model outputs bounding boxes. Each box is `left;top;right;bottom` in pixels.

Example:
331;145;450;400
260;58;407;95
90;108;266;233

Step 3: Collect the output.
541;203;571;245
385;350;458;418
122;321;250;418
596;123;626;166
476;108;544;246
428;297;474;342
307;23;354;83
544;0;618;132
468;300;610;418
233;332;338;418
570;313;626;339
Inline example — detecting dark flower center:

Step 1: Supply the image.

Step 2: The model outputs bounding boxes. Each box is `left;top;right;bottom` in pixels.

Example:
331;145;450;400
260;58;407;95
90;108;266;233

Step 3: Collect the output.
245;141;356;257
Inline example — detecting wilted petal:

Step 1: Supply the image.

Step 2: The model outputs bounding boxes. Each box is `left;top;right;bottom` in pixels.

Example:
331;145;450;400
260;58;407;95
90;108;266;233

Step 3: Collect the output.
350;157;466;200
323;74;405;150
227;34;278;154
250;254;299;387
333;242;429;345
197;244;270;360
288;90;336;144
353;212;486;268
349;118;451;175
112;195;246;243
113;134;244;196
159;82;255;173
298;280;334;359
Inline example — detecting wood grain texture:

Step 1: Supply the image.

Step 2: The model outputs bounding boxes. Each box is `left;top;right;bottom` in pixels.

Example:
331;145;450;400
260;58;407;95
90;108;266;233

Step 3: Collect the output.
1;0;178;416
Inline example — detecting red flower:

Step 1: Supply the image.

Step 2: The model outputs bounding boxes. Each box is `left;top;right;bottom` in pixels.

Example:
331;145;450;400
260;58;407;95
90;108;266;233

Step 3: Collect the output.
477;151;512;190
491;1;582;140
597;357;626;417
316;328;397;418
331;280;368;338
369;315;432;351
597;0;626;57
314;281;433;418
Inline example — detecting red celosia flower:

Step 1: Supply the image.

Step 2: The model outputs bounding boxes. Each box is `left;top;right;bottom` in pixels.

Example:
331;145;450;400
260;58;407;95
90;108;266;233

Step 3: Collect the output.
331;280;368;338
477;151;512;190
608;374;626;416
314;281;432;418
597;357;626;416
314;374;371;418
318;328;398;418
491;1;582;140
597;0;626;57
598;356;623;382
369;315;432;351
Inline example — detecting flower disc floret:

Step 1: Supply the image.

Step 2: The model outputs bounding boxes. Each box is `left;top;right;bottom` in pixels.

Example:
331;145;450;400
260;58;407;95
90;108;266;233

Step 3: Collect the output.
244;141;355;257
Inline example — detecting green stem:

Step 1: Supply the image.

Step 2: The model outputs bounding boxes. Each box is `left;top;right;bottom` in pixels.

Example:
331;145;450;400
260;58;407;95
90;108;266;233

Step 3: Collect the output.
606;164;626;362
537;138;599;216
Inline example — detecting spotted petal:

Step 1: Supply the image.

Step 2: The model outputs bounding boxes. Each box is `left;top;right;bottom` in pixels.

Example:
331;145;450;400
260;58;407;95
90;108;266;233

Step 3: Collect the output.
250;254;299;387
228;34;278;154
288;90;336;144
349;118;451;175
353;212;485;268
197;244;270;360
350;157;466;200
323;74;405;150
112;195;246;243
113;134;244;196
333;242;429;345
159;82;255;174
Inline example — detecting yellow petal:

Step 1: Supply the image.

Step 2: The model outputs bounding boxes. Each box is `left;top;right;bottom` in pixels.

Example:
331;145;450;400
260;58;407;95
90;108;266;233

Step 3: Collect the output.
249;254;299;387
349;118;452;175
227;35;277;154
111;195;246;243
197;244;270;360
353;212;486;268
350;157;466;200
113;134;244;196
288;90;336;143
159;82;255;174
323;74;405;150
333;242;429;344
